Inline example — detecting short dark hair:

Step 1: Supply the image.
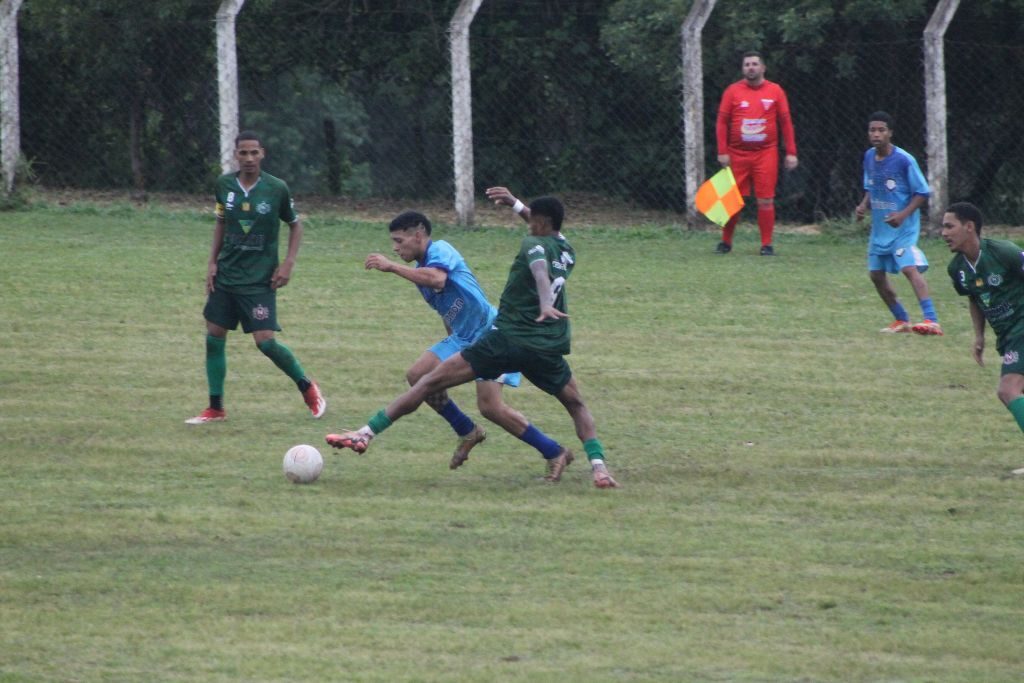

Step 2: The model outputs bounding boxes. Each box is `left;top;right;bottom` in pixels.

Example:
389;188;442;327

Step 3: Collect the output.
235;130;261;147
868;111;894;129
389;210;432;235
946;201;984;237
529;196;564;232
742;50;764;63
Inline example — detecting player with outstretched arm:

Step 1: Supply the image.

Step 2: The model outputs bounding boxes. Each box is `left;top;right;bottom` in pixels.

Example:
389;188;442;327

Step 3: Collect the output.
326;190;618;488
364;210;574;472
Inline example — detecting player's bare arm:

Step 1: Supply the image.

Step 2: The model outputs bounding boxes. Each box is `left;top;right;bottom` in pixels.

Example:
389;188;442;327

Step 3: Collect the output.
206;217;226;293
486;186;531;222
365;253;447;290
969;298;986;366
885;195;927;228
855;193;870;221
530;259;568;322
271;219;303;289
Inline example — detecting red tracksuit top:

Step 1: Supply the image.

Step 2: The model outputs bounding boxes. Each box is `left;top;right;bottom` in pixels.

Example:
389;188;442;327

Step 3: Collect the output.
716;79;797;156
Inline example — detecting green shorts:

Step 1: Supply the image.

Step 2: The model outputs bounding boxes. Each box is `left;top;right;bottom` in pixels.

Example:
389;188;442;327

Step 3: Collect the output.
203;286;281;334
461;328;572;395
998;336;1024;376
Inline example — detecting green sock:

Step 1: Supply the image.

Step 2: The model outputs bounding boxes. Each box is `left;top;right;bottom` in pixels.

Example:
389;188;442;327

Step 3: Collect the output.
257;338;306;384
583;438;605;463
367;409;393;435
1008;397;1024;433
205;334;226;398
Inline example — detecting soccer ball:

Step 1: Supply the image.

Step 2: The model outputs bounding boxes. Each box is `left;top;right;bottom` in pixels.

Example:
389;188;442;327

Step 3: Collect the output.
283;444;323;484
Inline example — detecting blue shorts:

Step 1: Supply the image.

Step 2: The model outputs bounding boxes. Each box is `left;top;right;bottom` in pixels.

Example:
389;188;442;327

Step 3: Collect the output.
867;245;929;274
430;335;522;388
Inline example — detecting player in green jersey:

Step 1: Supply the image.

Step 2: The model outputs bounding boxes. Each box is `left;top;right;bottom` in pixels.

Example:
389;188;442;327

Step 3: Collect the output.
943;201;1024;473
186;131;326;424
326;188;618;488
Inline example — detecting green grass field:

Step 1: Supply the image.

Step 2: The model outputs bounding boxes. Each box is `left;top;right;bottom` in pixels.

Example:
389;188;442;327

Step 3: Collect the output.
1;200;1022;682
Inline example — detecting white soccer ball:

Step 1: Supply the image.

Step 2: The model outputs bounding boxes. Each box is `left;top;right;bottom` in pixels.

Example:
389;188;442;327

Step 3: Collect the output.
283;444;324;484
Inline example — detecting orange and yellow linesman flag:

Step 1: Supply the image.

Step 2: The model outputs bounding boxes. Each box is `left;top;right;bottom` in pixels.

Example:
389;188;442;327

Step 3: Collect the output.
695;167;744;227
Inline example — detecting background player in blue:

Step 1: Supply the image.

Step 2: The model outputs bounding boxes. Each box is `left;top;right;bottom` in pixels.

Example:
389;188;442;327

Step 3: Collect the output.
941;202;1024;475
363;211;574;472
854;111;942;336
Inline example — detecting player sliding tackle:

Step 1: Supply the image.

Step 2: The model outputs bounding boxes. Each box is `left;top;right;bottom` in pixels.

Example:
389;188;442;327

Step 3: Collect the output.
327;188;619;488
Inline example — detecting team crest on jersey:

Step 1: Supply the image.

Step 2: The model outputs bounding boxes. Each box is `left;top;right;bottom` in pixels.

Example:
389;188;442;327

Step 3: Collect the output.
256;201;271;215
988;274;1003;286
252;304;270;321
1003;350;1019;366
761;98;774;110
885;178;897;191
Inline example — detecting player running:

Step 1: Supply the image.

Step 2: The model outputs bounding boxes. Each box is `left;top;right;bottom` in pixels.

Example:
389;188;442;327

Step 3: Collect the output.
363;210;573;471
855;111;941;336
327;191;618;489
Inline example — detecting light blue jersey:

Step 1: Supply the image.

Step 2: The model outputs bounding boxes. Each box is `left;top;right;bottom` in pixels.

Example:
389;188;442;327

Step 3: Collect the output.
416;240;522;387
863;145;930;254
417;240;497;346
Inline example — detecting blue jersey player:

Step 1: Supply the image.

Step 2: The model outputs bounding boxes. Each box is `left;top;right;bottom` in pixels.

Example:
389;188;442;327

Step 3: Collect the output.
855;111;942;336
360;211;574;474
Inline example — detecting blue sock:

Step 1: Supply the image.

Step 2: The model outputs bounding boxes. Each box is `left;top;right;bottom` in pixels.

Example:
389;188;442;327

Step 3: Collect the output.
438;400;475;437
519;424;563;459
919;298;938;322
888;301;909;322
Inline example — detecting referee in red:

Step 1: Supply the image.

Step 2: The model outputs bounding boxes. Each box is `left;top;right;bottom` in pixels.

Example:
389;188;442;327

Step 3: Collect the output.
715;51;798;256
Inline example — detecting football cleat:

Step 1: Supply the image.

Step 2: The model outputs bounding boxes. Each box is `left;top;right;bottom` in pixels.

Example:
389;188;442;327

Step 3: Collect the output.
544;448;574;482
302;380;327;419
714;241;732;254
759;245;775;256
591;463;620;489
880;320;912;334
185;408;226;424
325;430;371;453
912;320;944;336
450;425;486;470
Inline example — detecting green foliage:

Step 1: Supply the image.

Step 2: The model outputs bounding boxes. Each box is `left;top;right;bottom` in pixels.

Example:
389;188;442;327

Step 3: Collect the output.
14;0;1024;222
3;202;1024;681
240;69;371;196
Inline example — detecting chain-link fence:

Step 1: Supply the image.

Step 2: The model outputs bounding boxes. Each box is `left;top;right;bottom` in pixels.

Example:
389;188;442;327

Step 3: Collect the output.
10;2;1024;225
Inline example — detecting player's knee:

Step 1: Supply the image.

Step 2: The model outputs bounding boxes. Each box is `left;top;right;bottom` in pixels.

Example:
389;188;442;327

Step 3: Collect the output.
477;400;503;423
997;384;1018;406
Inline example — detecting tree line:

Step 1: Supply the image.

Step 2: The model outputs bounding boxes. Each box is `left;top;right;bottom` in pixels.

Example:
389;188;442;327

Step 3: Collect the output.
18;0;1024;222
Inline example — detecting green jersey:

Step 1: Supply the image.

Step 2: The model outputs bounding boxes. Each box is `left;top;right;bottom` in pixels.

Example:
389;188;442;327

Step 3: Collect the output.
213;171;298;293
494;233;575;354
948;237;1024;352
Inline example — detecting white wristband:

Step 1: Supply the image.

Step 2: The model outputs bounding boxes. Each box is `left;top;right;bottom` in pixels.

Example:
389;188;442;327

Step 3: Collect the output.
511;199;525;214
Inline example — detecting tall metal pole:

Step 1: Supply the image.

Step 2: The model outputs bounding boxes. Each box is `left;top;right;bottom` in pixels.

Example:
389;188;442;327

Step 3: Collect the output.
923;0;960;233
217;0;246;174
0;0;24;195
681;0;717;229
450;0;485;227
